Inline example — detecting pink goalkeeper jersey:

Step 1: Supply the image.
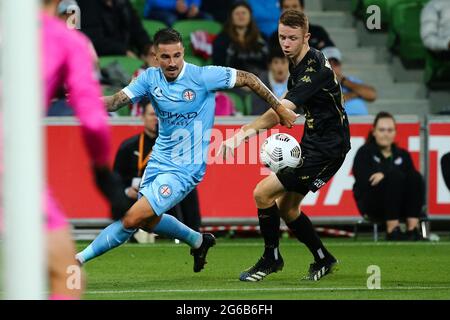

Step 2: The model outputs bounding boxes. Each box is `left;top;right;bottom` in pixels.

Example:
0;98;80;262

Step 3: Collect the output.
42;12;110;165
1;13;111;231
42;12;111;230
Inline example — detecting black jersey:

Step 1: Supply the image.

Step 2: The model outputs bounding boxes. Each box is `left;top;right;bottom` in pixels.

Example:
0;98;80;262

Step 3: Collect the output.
284;48;351;158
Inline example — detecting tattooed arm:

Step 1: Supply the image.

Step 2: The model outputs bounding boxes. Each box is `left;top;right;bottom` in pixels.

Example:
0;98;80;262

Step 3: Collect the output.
234;70;297;128
219;71;299;159
103;91;132;112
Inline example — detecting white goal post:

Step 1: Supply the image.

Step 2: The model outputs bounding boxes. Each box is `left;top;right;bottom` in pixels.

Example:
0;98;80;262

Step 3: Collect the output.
1;0;46;299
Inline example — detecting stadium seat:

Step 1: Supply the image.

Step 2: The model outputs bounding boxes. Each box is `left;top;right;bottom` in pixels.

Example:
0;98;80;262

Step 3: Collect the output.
354;209;429;241
243;93;253;116
101;86;131;116
353;0;428;29
386;1;427;66
353;215;383;241
99;56;143;76
172;20;222;56
351;0;363;17
129;0;146;17
352;0;392;28
115;107;131;117
184;54;206;66
424;52;450;89
385;0;430;25
222;91;246;115
142;19;168;37
364;0;390;26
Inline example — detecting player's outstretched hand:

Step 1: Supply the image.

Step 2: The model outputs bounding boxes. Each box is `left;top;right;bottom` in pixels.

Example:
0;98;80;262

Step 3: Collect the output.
219;138;237;160
218;130;246;160
92;165;131;220
276;106;299;128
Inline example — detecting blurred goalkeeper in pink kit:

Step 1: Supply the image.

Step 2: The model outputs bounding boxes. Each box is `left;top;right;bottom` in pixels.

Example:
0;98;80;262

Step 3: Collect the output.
40;0;126;299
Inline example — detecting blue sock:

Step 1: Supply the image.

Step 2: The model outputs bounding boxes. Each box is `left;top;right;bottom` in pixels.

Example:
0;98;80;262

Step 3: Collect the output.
153;214;202;248
76;220;136;264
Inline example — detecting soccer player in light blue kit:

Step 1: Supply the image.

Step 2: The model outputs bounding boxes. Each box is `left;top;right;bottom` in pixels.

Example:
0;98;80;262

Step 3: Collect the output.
76;28;297;272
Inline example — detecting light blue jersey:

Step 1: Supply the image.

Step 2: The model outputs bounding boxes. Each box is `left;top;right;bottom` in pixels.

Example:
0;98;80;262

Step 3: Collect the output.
122;62;236;215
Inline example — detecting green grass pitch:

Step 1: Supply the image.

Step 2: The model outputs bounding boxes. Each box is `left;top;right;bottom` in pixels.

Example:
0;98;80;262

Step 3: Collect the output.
78;237;450;300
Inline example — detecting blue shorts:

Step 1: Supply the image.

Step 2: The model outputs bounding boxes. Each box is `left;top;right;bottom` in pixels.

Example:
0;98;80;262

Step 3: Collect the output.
138;170;195;216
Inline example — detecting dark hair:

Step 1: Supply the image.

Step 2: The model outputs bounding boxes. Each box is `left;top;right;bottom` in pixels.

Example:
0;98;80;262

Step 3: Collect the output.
279;9;309;32
223;1;263;50
268;47;287;63
153;28;183;47
367;111;397;144
280;0;305;9
142;42;155;56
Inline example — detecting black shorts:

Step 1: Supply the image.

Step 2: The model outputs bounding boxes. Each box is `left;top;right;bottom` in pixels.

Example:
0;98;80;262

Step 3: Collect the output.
276;150;346;195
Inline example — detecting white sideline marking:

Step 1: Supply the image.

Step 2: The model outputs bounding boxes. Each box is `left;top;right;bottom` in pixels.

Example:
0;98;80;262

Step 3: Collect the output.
85;286;450;295
118;242;450;249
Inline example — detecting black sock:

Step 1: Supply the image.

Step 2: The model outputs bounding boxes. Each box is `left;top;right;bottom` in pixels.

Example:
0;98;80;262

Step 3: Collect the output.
258;204;281;261
287;212;334;263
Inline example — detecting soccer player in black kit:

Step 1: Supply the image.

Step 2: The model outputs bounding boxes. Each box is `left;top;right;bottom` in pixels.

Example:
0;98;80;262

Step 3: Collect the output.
221;10;351;281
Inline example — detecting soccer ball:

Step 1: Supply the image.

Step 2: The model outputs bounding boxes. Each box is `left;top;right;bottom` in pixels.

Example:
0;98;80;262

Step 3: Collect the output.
260;133;302;174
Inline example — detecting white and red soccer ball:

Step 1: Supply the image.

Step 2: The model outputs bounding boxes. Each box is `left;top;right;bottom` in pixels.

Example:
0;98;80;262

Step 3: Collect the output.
260;133;302;174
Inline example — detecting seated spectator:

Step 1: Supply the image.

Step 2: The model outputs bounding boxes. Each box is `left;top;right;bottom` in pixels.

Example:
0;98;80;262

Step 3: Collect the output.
212;1;269;77
144;0;212;27
442;152;450;191
77;0;152;57
113;103;202;231
420;0;450;59
352;112;426;241
269;0;335;53
247;0;281;40
250;49;289;115
322;47;377;116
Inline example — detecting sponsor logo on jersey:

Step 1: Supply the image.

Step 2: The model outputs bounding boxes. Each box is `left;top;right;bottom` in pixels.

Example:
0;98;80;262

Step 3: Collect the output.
225;68;232;87
313;179;326;189
301;75;312;83
153;86;163;97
